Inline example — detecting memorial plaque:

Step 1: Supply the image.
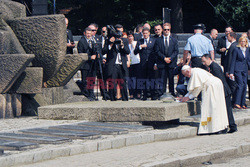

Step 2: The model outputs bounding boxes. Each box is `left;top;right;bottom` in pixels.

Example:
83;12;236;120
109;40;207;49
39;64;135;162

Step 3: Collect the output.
0;139;38;150
78;122;153;132
0;133;71;144
20;128;101;140
49;125;128;135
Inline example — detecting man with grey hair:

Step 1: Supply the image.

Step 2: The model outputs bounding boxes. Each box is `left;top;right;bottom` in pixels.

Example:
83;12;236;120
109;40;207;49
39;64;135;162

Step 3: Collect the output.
180;65;229;135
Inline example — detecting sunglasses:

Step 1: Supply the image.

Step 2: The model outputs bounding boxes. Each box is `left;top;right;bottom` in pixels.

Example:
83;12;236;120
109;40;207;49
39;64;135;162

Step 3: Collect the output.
164;29;170;31
102;31;106;33
91;30;97;31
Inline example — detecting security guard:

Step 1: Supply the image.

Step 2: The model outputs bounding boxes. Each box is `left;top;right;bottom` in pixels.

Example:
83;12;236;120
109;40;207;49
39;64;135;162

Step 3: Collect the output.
183;24;214;69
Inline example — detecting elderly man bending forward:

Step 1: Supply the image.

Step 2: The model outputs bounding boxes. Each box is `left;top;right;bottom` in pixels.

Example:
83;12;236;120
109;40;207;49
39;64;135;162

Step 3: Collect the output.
180;65;228;134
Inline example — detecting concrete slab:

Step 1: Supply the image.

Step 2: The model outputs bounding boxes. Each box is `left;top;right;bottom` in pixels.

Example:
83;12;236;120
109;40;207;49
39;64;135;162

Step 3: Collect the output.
38;101;189;122
49;125;128;135
0;133;71;144
0;139;38;151
19;128;101;140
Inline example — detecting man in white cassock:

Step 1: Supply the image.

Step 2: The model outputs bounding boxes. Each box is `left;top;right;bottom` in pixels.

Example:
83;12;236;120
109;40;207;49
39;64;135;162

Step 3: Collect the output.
180;65;228;134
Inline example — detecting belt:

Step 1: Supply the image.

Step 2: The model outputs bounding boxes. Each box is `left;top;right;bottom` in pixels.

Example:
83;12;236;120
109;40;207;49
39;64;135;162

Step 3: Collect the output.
191;56;202;59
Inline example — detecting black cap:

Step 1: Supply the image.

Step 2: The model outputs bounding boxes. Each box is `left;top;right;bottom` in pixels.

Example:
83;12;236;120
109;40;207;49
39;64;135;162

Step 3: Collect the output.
193;23;206;30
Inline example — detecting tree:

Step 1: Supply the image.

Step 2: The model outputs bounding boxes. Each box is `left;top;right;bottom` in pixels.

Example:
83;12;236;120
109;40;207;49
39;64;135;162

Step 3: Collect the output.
215;0;250;31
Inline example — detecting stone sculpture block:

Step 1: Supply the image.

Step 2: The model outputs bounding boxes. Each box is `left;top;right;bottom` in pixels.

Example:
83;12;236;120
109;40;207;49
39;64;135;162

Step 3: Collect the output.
9;67;43;94
7;14;67;81
45;53;88;87
0;0;26;20
0;54;34;93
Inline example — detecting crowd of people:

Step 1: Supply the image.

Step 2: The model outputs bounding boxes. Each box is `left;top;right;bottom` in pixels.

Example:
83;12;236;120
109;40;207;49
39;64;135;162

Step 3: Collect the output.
66;18;250;103
66;18;250;134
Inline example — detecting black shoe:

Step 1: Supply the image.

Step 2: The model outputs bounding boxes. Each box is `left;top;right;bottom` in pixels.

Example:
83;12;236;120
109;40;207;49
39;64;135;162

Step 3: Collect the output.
171;93;177;97
102;94;110;100
151;97;158;100
228;129;237;133
142;96;147;101
217;128;228;134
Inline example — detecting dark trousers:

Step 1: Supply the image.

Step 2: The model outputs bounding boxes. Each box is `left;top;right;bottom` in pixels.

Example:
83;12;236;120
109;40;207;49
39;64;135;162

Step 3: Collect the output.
234;71;247;106
128;64;141;97
108;64;128;101
156;66;174;96
191;57;207;70
139;61;157;99
176;84;187;96
79;68;94;98
225;95;237;130
165;66;175;94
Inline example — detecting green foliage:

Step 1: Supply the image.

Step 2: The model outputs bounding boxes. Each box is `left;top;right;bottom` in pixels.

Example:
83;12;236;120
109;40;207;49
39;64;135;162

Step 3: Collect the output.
145;19;163;27
215;0;250;30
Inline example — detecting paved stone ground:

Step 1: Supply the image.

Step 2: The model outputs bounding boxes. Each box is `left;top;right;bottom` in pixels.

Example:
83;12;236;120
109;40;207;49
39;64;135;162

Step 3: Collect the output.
0;109;249;167
208;153;250;167
16;124;250;167
0;117;79;133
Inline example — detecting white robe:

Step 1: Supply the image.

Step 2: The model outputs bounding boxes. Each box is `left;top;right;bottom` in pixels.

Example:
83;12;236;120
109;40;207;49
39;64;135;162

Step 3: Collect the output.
185;68;229;134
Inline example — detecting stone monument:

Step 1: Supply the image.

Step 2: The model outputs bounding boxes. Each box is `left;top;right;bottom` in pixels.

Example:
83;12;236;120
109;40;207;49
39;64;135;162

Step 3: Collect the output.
0;0;87;118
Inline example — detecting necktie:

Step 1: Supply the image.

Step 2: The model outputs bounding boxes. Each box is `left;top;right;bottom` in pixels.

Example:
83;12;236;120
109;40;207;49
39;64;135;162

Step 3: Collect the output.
88;40;92;48
165;37;169;55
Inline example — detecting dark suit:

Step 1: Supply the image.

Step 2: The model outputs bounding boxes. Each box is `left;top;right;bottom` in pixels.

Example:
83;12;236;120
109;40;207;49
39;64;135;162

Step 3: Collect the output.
77;36;95;98
230;47;250;107
134;37;157;99
154;36;179;96
102;38;130;101
216;36;227;68
224;41;238;95
66;29;74;54
209;62;237;131
224;41;237;74
134;33;143;41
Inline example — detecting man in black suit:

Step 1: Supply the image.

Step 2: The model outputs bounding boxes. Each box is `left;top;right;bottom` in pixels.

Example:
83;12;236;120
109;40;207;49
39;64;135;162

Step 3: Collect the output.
216;26;233;68
134;27;157;100
77;27;97;100
153;24;162;39
154;23;179;97
65;18;75;54
207;29;218;49
223;32;238;97
134;24;143;41
224;32;238;76
202;54;237;133
102;29;130;101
